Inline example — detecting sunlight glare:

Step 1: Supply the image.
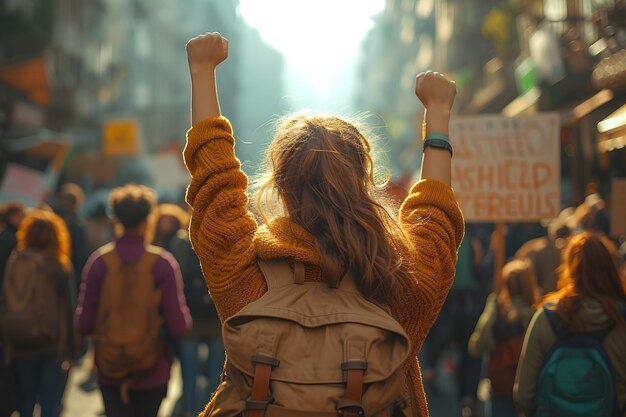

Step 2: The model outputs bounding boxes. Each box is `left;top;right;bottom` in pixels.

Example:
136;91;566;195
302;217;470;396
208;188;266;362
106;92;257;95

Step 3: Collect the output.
239;0;385;96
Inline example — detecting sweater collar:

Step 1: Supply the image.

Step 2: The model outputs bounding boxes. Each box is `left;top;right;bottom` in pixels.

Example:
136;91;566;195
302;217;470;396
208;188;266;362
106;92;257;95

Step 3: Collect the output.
114;234;145;246
254;217;321;266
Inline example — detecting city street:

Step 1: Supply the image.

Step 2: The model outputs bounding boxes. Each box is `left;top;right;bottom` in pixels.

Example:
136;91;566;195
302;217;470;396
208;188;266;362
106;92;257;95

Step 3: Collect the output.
58;348;467;417
1;1;625;416
61;355;181;417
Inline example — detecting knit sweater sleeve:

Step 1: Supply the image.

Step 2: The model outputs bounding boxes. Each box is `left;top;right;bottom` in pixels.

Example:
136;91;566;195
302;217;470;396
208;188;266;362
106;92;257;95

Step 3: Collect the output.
396;179;464;351
183;116;264;320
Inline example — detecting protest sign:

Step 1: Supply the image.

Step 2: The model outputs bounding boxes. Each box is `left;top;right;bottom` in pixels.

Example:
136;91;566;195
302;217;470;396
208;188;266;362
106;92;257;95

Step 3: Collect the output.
449;113;560;222
0;163;49;207
147;153;191;188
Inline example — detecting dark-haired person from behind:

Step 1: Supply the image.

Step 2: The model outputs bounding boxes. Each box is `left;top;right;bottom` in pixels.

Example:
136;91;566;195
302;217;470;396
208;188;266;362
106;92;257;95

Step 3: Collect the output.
75;184;191;417
53;183;89;290
0;201;26;288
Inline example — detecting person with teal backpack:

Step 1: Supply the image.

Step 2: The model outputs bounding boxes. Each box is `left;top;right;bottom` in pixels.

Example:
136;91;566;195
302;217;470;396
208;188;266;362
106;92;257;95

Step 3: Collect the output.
514;231;626;417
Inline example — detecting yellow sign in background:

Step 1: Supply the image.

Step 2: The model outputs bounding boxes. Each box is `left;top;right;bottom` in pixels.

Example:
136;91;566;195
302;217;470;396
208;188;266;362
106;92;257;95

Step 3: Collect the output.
103;119;139;156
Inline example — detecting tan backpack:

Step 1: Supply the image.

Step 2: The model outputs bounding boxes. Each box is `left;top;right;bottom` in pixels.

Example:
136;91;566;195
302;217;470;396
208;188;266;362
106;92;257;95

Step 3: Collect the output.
210;258;416;417
93;243;163;398
1;249;64;351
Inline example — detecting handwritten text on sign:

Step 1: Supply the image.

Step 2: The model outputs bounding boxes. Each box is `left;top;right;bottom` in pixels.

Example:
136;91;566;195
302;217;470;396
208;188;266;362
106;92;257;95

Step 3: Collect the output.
449;113;560;222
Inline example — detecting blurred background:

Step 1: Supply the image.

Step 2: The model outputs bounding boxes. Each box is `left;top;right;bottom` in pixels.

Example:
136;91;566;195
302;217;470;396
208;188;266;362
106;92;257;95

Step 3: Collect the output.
0;0;625;206
1;0;626;416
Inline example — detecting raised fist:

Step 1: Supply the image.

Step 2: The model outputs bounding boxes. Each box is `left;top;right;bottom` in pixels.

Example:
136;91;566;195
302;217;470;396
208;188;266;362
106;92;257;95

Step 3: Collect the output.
415;70;456;111
186;32;229;72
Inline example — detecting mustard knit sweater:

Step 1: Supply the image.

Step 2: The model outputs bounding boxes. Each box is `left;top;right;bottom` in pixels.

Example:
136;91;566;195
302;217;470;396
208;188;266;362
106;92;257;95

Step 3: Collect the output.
184;116;465;417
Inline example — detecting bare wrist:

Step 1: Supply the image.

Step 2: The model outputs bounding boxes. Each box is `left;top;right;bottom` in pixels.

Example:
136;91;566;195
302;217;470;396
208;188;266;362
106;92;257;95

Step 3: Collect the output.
425;107;451;134
425;103;452;118
189;64;217;78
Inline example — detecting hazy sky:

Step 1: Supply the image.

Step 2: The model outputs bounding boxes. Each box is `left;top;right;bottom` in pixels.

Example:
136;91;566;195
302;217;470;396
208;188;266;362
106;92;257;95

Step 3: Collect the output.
238;0;385;110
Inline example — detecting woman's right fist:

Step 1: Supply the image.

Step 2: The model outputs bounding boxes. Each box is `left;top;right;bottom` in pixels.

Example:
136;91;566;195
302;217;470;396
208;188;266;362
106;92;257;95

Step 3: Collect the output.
186;32;229;72
415;70;456;112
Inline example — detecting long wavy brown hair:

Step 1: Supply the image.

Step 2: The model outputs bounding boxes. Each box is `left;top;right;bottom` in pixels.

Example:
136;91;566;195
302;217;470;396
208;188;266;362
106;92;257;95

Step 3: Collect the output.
498;259;541;319
542;231;626;329
254;114;413;306
16;209;72;272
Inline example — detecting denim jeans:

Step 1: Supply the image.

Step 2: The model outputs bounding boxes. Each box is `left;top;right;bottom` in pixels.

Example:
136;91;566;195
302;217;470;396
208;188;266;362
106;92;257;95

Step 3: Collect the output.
178;336;225;414
14;354;67;417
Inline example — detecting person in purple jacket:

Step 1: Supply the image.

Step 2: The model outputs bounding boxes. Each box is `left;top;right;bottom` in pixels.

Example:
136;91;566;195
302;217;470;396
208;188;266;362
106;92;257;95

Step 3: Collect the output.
75;183;192;417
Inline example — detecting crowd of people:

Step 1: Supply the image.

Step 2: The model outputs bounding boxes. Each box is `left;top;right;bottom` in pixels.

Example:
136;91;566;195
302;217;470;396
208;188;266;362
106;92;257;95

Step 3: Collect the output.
421;196;626;417
0;183;222;417
0;30;624;417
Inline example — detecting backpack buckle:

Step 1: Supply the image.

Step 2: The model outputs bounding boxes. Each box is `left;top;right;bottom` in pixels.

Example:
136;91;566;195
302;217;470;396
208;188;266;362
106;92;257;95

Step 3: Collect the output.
394;395;410;410
341;361;368;383
247;355;279;416
251;354;280;368
336;399;365;416
246;396;275;410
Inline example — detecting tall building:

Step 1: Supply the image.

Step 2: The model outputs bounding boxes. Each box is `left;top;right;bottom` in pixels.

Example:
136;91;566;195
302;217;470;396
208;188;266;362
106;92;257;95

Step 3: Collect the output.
236;24;286;175
355;0;498;176
0;0;286;198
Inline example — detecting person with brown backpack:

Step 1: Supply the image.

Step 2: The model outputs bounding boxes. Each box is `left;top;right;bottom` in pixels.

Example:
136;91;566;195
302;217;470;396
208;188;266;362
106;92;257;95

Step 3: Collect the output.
0;208;77;417
182;32;464;417
75;184;192;417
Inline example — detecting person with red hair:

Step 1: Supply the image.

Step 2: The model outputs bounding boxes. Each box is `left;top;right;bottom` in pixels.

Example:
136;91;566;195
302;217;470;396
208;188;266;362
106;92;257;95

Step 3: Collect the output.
514;231;626;417
1;209;76;417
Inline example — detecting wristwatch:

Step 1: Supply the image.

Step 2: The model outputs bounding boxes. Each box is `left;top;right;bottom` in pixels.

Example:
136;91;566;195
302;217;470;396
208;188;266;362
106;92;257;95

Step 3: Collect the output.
423;132;453;156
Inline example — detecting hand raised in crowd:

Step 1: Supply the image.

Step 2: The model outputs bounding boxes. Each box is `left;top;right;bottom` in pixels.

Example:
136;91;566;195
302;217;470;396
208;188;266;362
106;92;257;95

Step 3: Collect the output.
186;32;228;123
415;70;457;112
186;32;229;73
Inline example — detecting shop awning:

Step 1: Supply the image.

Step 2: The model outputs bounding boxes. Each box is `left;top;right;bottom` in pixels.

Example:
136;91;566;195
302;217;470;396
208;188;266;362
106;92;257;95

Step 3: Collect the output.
501;88;615;125
597;103;626;153
0;57;50;106
559;89;614;127
501;87;541;117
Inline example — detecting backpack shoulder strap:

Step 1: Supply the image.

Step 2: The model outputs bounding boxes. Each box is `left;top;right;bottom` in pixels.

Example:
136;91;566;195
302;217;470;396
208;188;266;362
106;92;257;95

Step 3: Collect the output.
543;303;615;342
257;258;361;293
543;303;568;340
140;244;164;270
98;243;120;270
257;258;303;290
97;242;116;257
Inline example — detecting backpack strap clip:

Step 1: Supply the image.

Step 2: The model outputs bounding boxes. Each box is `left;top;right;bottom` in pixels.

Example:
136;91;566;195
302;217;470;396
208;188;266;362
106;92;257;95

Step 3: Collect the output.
251;354;280;368
394;395;411;412
293;262;305;285
246;355;280;417
337;400;365;417
341;360;368;382
338;360;367;417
